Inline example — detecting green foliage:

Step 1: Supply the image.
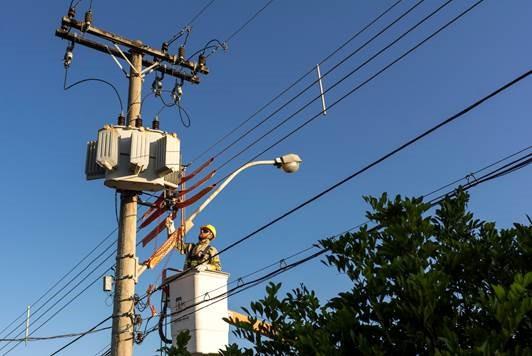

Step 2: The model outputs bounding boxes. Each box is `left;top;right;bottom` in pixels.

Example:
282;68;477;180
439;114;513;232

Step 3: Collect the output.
158;330;191;356
223;191;532;355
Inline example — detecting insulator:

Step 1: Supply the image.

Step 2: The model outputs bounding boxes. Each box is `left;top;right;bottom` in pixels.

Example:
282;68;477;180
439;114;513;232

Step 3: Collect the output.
117;113;126;125
67;7;76;18
172;84;183;103
83;10;93;30
135;332;144;344
178;46;185;61
198;54;206;67
152;115;160;130
135;116;143;128
152;77;163;96
64;45;74;69
161;42;169;53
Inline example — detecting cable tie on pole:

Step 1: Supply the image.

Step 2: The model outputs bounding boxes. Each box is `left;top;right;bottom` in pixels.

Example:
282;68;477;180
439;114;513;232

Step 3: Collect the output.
117;253;135;260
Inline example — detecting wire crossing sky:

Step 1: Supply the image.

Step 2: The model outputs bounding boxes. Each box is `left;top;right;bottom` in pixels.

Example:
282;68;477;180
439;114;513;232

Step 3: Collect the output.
0;1;530;355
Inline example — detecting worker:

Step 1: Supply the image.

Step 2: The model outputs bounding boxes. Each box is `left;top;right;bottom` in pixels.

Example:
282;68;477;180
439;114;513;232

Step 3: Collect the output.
165;217;222;272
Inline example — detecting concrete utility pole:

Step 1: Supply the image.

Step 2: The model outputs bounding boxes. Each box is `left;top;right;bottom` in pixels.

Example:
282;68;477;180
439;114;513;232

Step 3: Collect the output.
110;51;142;356
55;7;209;356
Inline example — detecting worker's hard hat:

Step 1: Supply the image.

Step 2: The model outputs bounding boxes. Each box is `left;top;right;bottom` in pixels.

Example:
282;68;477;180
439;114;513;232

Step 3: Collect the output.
201;224;217;239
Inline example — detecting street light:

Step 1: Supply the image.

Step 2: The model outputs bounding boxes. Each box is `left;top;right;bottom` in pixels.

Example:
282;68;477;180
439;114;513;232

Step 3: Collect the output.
137;153;302;275
274;153;303;173
184;153;302;233
162;153;301;354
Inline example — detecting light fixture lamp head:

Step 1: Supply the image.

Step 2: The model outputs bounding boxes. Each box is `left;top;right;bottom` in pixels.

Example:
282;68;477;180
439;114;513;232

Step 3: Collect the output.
274;153;302;173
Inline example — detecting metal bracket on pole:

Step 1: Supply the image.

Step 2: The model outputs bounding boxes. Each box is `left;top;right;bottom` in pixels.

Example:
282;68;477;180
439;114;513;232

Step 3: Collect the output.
316;64;327;116
136;258;149;280
105;45;129;77
114;43;140;75
133;257;141;283
140;61;160;76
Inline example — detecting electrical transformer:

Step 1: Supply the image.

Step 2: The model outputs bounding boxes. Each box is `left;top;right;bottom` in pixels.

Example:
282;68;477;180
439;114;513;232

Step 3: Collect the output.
85;124;181;191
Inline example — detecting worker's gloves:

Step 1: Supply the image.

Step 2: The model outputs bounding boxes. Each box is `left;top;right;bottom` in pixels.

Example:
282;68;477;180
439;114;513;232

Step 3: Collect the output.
165;217;176;234
195;264;207;272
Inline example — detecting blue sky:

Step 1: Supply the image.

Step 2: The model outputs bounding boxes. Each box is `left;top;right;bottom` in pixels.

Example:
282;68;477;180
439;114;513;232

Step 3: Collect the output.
0;0;530;355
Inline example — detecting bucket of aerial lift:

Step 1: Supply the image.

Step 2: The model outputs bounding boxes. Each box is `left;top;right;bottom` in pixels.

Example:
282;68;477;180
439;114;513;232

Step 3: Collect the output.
164;268;230;355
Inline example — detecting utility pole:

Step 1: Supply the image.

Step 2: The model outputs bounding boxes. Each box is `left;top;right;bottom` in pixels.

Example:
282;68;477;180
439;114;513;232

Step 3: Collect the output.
55;6;209;356
110;50;142;356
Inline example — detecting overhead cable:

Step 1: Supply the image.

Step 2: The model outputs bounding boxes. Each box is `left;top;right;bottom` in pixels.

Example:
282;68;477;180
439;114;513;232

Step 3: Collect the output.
216;0;481;173
203;0;277;59
0;325;111;342
211;0;426;167
64;69;124;114
166;0;216;46
50;316;113;356
162;68;531;289
0;228;116;340
155;152;531;329
0;241;116;353
2;263;115;355
224;0;276;44
60;146;531;355
422;145;531;199
189;0;405;164
2;201;157;354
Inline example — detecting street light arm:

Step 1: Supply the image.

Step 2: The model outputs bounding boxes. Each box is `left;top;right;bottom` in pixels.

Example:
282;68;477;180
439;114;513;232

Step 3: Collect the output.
185;160;275;227
137;160;275;277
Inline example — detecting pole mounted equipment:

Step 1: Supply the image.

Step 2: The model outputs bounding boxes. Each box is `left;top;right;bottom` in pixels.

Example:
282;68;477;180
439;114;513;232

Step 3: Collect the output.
55;8;209;85
54;5;212;356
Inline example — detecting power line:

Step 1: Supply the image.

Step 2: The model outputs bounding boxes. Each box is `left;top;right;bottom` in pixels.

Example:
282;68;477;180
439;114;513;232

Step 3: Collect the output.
202;0;277;59
187;68;532;284
50;316;113;356
187;0;216;28
224;0;276;44
148;68;530;300
63;69;124;114
157;245;320;310
0;325;111;342
0;228;116;339
0;240;117;354
422;145;531;198
166;0;217;46
1;201;157;354
2;262;115;355
69;0;83;9
426;153;532;205
189;0;405;164
215;0;479;174
211;0;427;167
142;154;531;338
59;145;532;355
154;151;531;330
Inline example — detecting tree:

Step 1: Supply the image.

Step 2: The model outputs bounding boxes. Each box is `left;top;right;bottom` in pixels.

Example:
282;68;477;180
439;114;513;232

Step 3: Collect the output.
158;330;191;356
222;191;532;355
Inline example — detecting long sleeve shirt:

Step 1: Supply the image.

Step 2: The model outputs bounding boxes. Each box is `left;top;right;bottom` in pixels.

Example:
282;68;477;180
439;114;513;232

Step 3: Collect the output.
175;236;222;271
